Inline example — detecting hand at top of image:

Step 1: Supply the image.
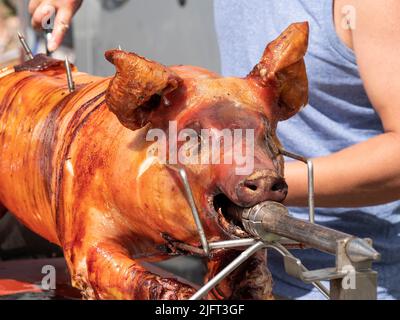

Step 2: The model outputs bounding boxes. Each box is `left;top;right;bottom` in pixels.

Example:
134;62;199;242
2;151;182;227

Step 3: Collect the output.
29;0;83;52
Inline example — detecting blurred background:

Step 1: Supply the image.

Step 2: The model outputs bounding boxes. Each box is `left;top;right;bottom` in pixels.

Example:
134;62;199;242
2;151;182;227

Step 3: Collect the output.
0;0;221;73
0;0;221;298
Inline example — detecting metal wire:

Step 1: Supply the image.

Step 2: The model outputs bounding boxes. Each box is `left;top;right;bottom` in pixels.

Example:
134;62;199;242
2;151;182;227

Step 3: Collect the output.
266;242;330;299
17;32;34;60
166;164;209;255
64;57;75;93
279;148;315;223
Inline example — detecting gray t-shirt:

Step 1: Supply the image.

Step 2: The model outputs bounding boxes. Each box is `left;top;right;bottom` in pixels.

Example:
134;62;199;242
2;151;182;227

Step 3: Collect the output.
214;0;400;299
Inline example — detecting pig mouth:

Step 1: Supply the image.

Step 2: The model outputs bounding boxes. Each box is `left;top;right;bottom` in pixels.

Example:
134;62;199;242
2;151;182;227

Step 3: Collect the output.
208;193;250;239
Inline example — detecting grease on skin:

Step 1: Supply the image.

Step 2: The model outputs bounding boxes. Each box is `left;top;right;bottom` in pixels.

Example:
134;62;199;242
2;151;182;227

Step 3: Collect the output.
66;159;74;177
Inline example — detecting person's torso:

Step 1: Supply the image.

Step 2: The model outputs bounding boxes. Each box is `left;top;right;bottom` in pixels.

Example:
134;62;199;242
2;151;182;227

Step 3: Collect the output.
214;0;400;299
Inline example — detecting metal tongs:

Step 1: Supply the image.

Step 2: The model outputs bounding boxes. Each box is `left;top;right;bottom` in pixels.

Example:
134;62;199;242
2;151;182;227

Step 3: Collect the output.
167;148;380;300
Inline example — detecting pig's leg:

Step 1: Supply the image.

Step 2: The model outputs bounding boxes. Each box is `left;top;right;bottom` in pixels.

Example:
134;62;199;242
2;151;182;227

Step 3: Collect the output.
80;241;196;300
205;250;273;300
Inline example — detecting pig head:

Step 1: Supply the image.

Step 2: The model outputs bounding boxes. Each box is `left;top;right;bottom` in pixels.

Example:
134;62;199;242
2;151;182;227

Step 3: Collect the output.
103;22;308;242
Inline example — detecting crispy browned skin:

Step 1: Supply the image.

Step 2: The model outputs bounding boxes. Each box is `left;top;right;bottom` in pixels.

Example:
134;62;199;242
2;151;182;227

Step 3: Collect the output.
104;50;183;131
0;22;308;299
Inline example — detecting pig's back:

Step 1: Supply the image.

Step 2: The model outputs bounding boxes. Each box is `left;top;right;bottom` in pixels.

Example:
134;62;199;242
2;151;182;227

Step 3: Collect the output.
0;67;109;244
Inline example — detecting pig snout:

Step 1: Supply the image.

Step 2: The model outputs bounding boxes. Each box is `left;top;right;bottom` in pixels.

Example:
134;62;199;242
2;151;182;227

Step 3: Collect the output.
221;170;288;208
237;170;288;206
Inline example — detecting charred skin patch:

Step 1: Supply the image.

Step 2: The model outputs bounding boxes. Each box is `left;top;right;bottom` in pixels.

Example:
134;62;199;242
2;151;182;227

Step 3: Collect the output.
14;54;67;72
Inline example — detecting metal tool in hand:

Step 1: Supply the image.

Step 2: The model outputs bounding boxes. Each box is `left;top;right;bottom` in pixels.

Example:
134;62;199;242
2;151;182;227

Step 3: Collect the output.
44;29;53;57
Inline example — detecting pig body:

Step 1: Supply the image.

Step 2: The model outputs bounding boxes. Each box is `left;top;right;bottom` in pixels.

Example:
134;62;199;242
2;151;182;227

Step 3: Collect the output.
0;23;309;299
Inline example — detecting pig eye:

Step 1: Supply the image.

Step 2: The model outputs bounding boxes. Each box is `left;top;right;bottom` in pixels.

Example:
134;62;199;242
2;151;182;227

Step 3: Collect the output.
185;121;204;140
185;121;202;134
183;121;203;146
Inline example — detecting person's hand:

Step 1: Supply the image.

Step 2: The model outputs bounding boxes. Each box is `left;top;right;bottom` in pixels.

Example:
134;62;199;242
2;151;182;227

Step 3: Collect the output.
29;0;83;52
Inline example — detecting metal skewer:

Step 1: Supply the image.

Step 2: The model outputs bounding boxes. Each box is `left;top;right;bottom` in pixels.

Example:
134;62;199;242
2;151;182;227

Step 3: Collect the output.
64;57;75;93
17;32;34;60
166;164;209;255
190;241;266;300
266;241;330;299
44;29;53;56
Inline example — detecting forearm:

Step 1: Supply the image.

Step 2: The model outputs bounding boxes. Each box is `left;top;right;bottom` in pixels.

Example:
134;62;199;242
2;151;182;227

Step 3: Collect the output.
284;132;400;207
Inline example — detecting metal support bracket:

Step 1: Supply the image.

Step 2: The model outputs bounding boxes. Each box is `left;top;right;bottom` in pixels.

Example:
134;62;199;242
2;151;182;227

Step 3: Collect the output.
279;148;315;223
281;238;378;300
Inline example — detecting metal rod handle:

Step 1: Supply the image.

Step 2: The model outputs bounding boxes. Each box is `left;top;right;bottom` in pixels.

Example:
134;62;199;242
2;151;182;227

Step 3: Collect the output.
279;149;315;223
190;241;265;300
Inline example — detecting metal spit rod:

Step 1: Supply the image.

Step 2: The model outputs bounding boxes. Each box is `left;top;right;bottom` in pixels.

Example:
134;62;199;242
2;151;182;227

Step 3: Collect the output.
17;32;34;60
64;57;75;93
242;201;380;262
190;241;266;300
191;239;330;300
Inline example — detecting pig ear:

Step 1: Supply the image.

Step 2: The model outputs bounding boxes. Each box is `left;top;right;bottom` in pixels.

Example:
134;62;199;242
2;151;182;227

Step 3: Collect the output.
105;50;182;130
248;22;309;121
